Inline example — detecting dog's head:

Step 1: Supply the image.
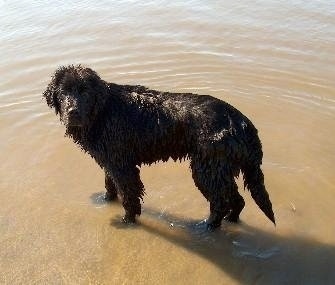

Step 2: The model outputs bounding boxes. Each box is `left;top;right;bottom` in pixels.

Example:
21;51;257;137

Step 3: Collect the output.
43;65;108;128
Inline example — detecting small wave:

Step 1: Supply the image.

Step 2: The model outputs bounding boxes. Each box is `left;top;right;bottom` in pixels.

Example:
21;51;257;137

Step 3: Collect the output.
265;162;311;173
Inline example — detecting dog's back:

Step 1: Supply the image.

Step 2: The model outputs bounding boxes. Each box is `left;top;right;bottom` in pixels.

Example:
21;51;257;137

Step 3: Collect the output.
113;85;275;225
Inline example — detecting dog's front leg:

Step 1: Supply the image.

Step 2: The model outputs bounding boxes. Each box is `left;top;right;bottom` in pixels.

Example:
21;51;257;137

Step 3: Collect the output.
107;165;144;224
104;171;118;201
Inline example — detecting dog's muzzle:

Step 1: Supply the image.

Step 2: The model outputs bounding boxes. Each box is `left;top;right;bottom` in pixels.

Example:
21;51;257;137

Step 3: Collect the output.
67;107;82;126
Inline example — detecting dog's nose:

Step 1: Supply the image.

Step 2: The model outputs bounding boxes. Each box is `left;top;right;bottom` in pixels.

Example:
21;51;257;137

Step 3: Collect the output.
67;107;82;126
68;107;79;117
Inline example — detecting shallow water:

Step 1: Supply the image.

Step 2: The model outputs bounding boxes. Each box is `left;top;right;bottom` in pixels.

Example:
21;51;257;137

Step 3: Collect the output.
1;1;335;284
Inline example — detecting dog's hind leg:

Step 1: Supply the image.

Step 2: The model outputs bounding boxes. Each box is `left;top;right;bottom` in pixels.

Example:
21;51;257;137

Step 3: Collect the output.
207;199;229;230
223;187;245;223
208;174;245;228
107;166;144;223
191;158;230;230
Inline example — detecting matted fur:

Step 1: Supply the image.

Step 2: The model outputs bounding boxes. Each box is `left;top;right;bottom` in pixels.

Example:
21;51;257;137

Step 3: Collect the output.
43;65;275;229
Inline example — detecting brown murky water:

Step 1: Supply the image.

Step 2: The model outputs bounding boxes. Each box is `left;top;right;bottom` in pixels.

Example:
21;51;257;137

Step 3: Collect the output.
1;1;335;284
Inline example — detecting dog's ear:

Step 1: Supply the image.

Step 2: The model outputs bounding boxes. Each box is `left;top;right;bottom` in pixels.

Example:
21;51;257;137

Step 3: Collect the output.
43;82;61;114
43;66;69;114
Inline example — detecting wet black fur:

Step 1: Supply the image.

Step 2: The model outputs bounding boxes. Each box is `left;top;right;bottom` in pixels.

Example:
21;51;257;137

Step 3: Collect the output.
43;65;275;229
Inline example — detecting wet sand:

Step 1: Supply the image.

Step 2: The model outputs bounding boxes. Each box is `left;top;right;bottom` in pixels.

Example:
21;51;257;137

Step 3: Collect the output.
1;1;335;284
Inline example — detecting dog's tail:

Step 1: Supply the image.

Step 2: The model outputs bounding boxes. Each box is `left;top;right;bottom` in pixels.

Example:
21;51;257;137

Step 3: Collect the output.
241;125;276;225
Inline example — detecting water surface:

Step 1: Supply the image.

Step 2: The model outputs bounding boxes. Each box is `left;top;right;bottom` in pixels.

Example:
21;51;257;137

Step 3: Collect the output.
1;1;335;284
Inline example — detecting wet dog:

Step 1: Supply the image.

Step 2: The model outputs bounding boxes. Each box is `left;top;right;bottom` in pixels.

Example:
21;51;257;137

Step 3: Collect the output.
43;65;275;230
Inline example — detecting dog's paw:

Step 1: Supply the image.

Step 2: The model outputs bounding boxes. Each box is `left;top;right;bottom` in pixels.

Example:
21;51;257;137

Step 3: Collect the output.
206;221;221;232
223;216;240;223
104;191;118;202
223;211;240;223
122;214;136;224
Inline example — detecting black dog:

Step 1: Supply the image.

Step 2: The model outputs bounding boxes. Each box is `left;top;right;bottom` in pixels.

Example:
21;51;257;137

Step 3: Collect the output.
43;65;275;230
